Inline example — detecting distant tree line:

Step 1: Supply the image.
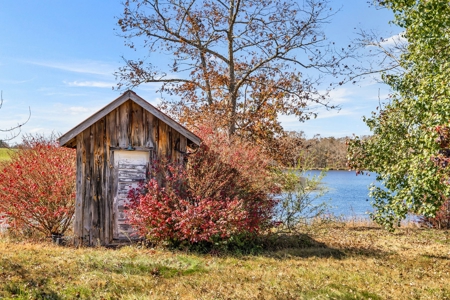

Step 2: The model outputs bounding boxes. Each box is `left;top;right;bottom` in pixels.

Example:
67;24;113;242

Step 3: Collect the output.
277;131;367;170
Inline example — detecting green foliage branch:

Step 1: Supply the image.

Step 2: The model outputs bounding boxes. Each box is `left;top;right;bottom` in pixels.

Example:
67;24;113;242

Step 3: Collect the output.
348;0;450;229
274;166;328;233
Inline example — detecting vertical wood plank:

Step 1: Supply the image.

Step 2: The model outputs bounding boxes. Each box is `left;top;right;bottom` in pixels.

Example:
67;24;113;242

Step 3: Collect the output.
104;114;111;244
154;117;160;157
91;123;98;244
109;150;117;240
88;125;96;245
179;135;187;164
115;106;121;148
172;130;181;162
74;132;84;246
118;101;130;148
179;135;187;152
131;101;144;147
82;127;92;246
99;118;107;245
144;111;155;149
169;128;175;161
91;118;105;245
108;110;118;148
158;119;169;158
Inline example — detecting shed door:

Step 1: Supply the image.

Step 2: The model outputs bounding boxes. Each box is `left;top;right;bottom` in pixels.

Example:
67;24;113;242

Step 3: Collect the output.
113;151;150;240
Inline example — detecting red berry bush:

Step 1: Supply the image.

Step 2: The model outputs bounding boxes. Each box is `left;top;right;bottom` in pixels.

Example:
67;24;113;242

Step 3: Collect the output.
0;135;76;236
126;126;279;244
422;124;450;228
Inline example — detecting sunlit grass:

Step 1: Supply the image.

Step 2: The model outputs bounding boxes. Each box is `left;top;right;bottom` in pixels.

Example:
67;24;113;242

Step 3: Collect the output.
1;224;450;299
0;148;13;162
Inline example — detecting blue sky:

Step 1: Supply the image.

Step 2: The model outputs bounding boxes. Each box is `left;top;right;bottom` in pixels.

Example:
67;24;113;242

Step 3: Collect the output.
0;1;401;143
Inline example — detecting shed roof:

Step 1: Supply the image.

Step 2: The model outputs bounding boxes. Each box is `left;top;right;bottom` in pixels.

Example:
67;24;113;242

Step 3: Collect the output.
59;90;201;147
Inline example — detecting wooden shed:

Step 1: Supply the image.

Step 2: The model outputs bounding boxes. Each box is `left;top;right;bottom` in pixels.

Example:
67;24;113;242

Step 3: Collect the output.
59;90;201;246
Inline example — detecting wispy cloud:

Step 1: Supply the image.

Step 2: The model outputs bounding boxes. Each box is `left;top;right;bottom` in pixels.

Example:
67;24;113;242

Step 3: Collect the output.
65;81;114;88
316;109;356;119
380;32;407;47
328;88;354;104
25;60;117;76
39;91;88;97
68;106;89;114
0;78;35;85
278;108;357;128
29;127;45;133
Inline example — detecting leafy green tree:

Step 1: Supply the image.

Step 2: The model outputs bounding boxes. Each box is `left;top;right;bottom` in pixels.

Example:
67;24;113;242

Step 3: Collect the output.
348;0;450;229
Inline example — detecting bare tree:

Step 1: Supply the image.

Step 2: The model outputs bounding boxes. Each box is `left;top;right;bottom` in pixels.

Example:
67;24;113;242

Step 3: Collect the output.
116;0;355;143
0;91;31;142
351;28;407;83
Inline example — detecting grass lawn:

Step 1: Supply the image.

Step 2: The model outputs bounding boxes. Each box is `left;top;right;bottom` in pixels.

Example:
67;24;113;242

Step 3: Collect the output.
1;224;450;299
0;148;12;162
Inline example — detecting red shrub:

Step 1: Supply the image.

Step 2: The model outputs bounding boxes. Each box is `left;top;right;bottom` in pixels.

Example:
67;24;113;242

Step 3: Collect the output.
0;135;76;236
419;199;450;229
425;124;450;228
126;127;278;244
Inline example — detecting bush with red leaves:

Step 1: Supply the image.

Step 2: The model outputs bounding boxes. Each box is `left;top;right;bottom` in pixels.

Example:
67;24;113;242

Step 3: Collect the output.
126;126;279;244
419;199;450;229
0;135;76;236
422;124;450;229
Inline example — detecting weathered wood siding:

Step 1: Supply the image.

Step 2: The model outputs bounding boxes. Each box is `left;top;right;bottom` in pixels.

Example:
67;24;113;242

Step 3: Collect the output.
74;100;187;246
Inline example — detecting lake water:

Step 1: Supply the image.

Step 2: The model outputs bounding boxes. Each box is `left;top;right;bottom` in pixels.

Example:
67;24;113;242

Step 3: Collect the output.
304;170;377;219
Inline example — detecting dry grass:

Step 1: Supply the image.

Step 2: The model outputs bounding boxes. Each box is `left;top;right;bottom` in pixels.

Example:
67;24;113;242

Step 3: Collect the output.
1;224;450;299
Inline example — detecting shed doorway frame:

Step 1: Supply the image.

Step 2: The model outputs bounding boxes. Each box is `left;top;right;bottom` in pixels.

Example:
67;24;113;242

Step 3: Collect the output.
112;150;151;240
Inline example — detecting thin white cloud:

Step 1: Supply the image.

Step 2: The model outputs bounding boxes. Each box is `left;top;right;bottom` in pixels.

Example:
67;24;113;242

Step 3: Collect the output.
42;92;88;97
315;109;356;119
278;108;356;129
25;60;117;76
68;106;89;113
65;81;114;88
328;88;354;104
0;78;35;85
29;128;45;133
380;32;407;47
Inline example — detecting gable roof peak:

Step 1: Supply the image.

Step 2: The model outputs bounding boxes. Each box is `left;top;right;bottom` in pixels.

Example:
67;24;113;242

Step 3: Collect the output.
59;91;201;147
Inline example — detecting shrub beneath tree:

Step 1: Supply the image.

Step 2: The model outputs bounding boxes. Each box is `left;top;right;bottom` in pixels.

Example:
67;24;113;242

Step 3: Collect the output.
126;126;279;245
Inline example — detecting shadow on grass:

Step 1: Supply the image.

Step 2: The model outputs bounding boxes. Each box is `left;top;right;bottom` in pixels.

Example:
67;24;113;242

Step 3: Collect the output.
422;254;450;260
248;232;390;260
175;232;390;260
343;226;384;231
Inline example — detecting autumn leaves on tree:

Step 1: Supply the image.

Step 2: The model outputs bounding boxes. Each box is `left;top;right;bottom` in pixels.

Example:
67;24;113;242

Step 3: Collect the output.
115;0;358;244
116;0;353;154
